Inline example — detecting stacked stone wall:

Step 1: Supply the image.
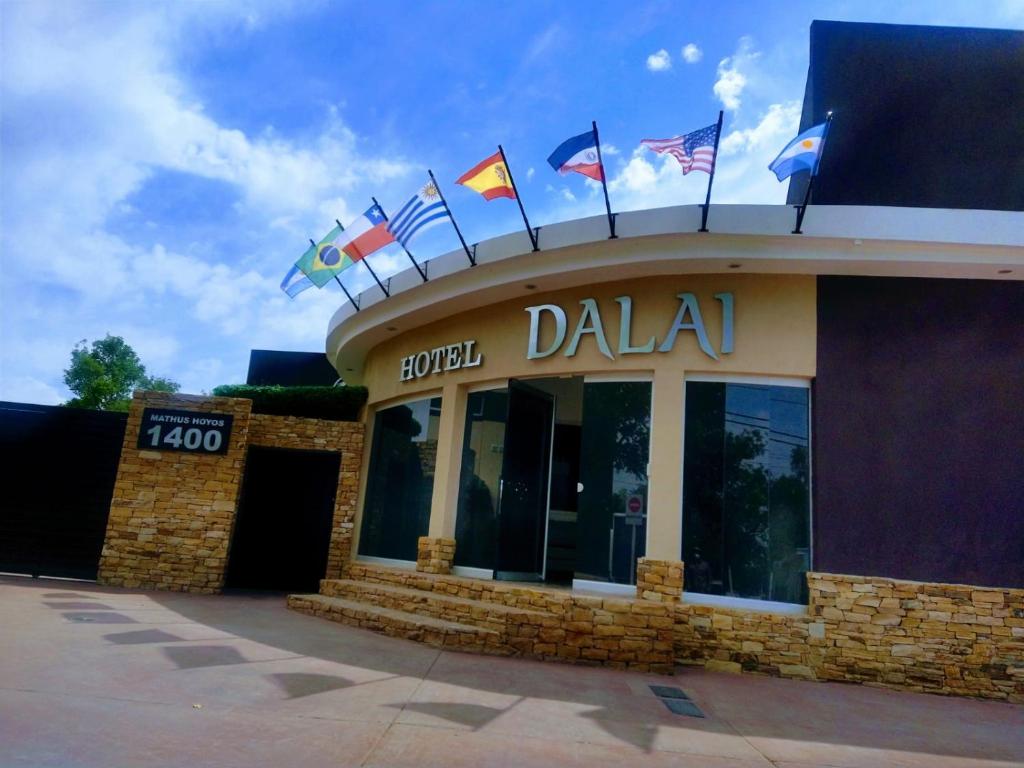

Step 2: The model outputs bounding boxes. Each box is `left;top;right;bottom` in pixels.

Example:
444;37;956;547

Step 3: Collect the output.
673;573;1024;702
98;393;252;593
416;536;455;574
248;414;363;577
98;392;364;593
342;563;1023;700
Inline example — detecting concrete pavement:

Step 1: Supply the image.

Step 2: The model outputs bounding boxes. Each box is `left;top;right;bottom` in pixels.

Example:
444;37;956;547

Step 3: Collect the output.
1;575;1022;767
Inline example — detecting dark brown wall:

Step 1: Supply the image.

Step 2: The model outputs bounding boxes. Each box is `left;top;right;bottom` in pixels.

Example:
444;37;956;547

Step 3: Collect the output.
814;276;1024;588
790;21;1024;211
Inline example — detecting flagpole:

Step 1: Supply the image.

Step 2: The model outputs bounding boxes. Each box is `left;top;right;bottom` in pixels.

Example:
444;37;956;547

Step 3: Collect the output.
337;219;389;297
498;144;539;252
373;197;428;282
316;221;361;311
306;234;361;311
793;110;834;235
592;120;617;239
428;169;475;267
699;110;725;233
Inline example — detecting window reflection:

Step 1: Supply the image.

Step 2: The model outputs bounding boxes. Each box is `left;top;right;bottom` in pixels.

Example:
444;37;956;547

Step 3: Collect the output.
454;390;508;569
359;397;442;561
682;382;810;604
577;382;651;585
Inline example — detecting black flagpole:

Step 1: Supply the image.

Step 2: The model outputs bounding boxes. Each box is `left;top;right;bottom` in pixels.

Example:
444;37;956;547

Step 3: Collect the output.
498;144;539;251
308;234;360;311
699;110;725;233
592;120;617;239
793;110;834;235
323;221;362;311
337;218;389;297
428;169;475;267
373;197;428;282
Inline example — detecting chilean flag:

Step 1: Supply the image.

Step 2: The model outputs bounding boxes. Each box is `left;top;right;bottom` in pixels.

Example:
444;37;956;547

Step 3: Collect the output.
547;129;604;181
339;204;395;262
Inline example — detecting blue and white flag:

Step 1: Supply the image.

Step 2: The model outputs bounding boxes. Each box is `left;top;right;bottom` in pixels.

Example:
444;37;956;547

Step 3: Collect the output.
387;179;450;248
769;122;827;181
280;263;314;298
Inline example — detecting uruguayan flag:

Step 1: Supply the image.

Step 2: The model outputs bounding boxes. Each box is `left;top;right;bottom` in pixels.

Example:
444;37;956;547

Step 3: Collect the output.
769;122;827;181
387;179;451;248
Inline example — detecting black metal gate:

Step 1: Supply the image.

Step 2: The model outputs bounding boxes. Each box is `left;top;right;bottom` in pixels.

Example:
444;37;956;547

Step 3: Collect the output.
0;401;126;580
225;446;341;592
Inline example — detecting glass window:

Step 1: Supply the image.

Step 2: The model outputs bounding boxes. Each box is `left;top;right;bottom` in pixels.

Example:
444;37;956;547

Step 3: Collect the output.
359;396;441;561
576;381;651;585
454;389;508;569
682;381;810;604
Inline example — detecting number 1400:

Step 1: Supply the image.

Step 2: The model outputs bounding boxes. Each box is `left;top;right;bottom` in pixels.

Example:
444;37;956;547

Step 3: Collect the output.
145;425;223;452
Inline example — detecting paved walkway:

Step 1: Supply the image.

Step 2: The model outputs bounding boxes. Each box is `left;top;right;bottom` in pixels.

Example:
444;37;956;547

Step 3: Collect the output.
1;575;1022;768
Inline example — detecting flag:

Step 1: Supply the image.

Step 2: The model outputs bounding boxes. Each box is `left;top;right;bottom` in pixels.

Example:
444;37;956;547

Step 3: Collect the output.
336;204;395;261
547;129;603;180
641;123;718;175
280;264;313;297
769;122;827;181
295;224;352;288
387;179;450;248
456;151;515;200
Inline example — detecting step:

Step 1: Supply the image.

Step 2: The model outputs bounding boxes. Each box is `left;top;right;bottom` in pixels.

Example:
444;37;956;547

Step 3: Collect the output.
320;579;555;632
344;563;576;613
287;594;512;654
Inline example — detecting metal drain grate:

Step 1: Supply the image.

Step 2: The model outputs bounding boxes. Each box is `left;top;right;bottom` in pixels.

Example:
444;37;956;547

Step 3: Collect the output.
649;685;688;699
649;684;704;717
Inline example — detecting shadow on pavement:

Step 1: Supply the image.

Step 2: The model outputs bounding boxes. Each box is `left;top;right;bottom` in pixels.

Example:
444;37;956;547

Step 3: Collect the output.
12;575;1024;762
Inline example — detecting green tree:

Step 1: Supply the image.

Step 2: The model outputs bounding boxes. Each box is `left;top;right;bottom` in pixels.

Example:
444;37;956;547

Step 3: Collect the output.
63;335;180;411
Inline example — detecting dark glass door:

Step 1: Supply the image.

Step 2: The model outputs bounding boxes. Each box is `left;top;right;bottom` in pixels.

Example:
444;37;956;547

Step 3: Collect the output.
494;380;554;581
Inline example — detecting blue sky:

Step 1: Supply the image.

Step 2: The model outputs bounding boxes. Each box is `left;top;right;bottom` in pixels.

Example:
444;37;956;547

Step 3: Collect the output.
2;0;1022;403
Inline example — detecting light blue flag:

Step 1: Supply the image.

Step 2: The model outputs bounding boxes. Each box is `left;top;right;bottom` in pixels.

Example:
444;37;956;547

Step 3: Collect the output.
280;263;314;298
769;122;827;181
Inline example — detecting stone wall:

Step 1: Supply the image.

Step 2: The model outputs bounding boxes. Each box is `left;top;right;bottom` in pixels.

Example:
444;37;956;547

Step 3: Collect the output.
635;557;684;602
248;413;363;578
98;392;364;593
674;572;1024;702
416;536;455;574
338;563;1023;701
98;392;252;593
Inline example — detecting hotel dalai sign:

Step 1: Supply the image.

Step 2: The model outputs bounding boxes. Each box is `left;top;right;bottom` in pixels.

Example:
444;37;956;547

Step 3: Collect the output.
398;292;734;381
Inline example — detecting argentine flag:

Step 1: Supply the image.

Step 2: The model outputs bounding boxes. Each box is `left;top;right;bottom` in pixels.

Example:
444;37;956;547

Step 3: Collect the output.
769;122;827;181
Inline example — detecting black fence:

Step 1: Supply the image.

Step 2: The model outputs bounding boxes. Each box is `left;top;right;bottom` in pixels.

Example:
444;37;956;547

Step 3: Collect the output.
0;401;126;580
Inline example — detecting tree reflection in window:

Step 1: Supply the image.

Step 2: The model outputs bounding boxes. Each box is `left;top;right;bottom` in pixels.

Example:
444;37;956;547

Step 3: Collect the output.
683;382;810;604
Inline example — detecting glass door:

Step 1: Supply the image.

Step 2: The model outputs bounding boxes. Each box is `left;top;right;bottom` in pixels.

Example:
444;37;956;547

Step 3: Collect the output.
494;380;554;582
576;381;652;585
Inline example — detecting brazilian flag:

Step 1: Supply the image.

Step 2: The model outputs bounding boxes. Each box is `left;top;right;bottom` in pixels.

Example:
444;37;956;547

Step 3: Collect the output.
295;225;353;288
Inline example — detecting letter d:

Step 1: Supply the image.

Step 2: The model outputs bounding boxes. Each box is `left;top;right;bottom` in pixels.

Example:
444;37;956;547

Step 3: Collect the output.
525;304;567;359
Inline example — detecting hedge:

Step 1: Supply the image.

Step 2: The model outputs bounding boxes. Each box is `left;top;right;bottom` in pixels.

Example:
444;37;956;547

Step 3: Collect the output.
210;385;368;421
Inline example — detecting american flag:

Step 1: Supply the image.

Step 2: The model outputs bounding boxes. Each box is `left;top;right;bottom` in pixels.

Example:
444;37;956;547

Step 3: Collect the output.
641;123;719;175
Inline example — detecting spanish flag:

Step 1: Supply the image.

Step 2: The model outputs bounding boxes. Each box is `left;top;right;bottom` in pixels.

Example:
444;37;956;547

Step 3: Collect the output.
456;151;516;200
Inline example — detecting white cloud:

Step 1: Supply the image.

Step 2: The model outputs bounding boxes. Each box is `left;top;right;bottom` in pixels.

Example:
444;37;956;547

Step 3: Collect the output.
714;37;760;111
646;49;672;72
0;2;415;402
681;43;703;64
589;100;801;213
527;167;536;181
0;375;65;406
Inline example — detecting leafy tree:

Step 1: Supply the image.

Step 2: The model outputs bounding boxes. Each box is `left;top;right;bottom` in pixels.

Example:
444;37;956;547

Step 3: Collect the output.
63;335;179;411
